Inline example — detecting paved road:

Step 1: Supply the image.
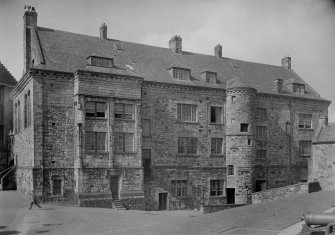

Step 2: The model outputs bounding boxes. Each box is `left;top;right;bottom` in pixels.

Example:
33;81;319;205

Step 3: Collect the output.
0;190;334;235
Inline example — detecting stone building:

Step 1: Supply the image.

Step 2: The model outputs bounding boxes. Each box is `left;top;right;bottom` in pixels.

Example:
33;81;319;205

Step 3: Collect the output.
0;62;16;172
310;118;335;190
11;9;330;209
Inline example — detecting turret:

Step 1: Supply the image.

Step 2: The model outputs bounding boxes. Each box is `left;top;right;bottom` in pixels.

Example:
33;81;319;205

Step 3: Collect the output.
225;77;256;204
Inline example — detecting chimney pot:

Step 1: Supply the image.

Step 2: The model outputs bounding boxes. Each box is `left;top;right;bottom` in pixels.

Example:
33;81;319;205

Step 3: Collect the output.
274;79;283;93
281;56;291;69
169;35;182;54
214;44;222;58
100;23;107;40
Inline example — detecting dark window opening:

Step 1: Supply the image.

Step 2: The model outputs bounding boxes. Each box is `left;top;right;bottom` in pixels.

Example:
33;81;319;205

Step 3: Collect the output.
240;123;249;132
210;106;223;123
228;165;234;176
115;103;134;120
86;101;106;118
53;179;62;195
210;180;224;196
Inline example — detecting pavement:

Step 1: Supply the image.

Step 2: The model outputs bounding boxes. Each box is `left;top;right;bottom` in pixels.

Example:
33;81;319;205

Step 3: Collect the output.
0;190;334;235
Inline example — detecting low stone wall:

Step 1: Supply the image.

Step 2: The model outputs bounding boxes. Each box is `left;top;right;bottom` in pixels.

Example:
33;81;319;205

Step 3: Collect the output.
121;197;145;210
200;204;247;214
251;183;309;204
79;198;114;208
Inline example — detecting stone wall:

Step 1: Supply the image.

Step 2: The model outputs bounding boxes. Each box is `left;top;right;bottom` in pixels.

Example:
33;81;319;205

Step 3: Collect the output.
201;204;247;214
310;143;335;190
251;182;309;204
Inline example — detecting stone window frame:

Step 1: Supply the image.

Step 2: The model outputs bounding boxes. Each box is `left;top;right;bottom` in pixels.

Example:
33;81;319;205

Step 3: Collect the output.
240;123;249;132
50;175;64;196
227;165;234;176
209;105;224;124
172;68;191;80
86;131;107;153
177;103;197;122
114;103;135;120
114;132;134;153
209;179;225;197
298;113;312;129
210;137;223;155
177;137;197;155
24;90;32;128
299;140;312;157
170;179;188;198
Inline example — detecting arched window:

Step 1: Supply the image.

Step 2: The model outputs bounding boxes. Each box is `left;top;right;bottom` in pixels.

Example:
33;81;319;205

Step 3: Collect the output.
17;101;21;133
27;90;31;127
14;103;17;134
24;94;28;128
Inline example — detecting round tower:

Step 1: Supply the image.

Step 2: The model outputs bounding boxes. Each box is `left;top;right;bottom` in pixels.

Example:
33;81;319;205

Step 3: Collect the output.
225;77;256;204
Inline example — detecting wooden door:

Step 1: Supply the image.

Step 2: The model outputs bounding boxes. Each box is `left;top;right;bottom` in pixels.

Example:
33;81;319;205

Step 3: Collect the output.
158;192;167;210
110;176;119;199
226;188;235;204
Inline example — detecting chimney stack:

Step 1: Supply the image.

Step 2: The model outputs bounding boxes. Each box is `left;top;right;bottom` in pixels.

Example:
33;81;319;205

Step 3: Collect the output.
23;6;37;73
169;35;182;54
100;23;107;40
214;44;222;58
281;56;291;69
274;79;283;93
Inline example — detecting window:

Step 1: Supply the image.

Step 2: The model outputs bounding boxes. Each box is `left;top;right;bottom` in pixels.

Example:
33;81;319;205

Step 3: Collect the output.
240;123;249;132
52;179;62;195
293;84;305;94
171;180;187;197
299;114;312;129
256;150;267;158
210;106;223;123
27;91;31;127
14;103;17;134
228;165;234;176
206;72;217;84
114;132;134;153
114;42;125;50
173;68;190;80
178;137;197;154
256;108;266;118
210;180;224;196
17;101;21;133
86;101;105;118
24;94;28;128
256;126;267;139
142;119;151;137
177;104;196;122
86;132;106;152
211;138;223;154
89;56;113;67
231;96;236;102
115;103;134;120
299;141;311;156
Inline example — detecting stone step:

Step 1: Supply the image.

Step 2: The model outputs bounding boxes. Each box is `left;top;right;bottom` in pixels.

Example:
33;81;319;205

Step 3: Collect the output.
112;199;126;210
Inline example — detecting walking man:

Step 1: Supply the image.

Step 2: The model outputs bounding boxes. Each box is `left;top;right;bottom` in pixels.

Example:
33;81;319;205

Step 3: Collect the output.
29;192;41;209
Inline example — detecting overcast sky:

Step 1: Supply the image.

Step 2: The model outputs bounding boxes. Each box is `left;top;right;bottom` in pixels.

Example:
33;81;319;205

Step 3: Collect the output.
1;0;334;121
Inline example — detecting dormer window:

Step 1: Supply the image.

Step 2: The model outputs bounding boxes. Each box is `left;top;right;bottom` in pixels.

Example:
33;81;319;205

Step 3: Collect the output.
173;68;190;80
88;56;113;67
293;84;305;94
206;72;217;84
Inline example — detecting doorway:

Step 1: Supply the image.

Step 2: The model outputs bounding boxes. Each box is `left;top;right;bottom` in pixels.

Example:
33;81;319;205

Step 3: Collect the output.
158;192;168;210
255;180;268;192
110;176;119;199
226;188;235;204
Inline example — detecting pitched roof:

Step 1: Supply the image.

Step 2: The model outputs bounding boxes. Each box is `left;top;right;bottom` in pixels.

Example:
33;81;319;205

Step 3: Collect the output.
31;27;326;100
227;77;253;89
313;123;335;144
0;62;17;86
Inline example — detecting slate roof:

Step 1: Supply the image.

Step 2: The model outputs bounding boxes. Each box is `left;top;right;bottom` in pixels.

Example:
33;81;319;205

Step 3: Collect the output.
313;123;335;144
31;27;326;100
0;62;17;86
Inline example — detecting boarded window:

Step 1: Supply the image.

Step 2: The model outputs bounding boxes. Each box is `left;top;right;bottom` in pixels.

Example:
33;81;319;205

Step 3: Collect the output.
211;138;223;154
114;103;134;120
177;104;196;122
178;137;197;155
114;132;134;153
173;68;190;80
210;106;223;123
171;180;187;197
86;131;106;152
53;179;62;195
142;119;151;137
299;141;311;156
210;180;224;196
299;114;312;129
256;108;266;118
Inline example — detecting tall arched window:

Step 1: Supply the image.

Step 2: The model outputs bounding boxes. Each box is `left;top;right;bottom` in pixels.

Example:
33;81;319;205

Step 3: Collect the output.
14;103;17;134
27;90;31;127
17;100;21;133
24;94;28;128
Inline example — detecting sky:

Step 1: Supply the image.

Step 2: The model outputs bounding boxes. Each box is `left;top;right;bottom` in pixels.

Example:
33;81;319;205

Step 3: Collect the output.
0;0;335;121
